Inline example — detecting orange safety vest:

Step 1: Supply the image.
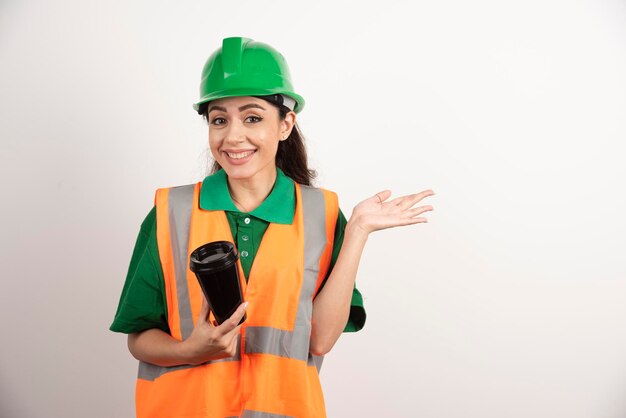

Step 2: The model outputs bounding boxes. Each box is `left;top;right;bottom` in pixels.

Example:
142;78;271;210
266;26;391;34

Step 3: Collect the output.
136;181;339;418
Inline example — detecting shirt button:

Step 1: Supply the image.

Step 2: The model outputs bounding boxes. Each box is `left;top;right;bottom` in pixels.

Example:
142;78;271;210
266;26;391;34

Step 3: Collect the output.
242;235;249;241
244;217;251;224
241;250;249;258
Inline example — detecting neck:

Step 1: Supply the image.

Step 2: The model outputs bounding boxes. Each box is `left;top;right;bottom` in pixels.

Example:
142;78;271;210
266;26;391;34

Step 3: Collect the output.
227;166;278;213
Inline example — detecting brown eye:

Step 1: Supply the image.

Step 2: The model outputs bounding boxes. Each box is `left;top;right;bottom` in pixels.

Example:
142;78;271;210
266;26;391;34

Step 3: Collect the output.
210;117;226;126
245;116;262;123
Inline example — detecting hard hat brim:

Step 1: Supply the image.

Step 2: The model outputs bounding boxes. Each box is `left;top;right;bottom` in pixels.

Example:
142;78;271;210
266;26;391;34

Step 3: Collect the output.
193;88;305;114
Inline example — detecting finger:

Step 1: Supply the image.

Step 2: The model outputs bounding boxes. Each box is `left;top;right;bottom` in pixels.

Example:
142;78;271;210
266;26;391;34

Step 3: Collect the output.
396;217;429;226
224;324;242;337
417;189;435;199
402;205;434;218
221;325;242;358
372;190;392;203
385;189;435;211
221;324;242;345
225;332;240;357
410;217;429;224
374;195;407;215
230;337;239;357
370;216;428;232
399;190;436;210
385;195;405;207
216;301;248;335
197;296;210;325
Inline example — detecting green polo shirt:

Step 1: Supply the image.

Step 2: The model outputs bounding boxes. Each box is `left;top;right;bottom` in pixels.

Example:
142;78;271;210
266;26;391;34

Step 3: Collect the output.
110;168;366;335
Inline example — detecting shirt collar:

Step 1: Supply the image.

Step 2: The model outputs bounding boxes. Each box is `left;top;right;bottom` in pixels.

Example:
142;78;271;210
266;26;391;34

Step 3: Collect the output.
199;167;295;224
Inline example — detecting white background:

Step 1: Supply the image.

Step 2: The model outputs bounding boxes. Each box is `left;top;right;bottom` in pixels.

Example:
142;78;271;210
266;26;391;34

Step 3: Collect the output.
1;0;625;417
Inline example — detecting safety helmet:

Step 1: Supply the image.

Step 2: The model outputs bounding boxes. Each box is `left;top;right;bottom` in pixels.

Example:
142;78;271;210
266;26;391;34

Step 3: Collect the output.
193;37;305;114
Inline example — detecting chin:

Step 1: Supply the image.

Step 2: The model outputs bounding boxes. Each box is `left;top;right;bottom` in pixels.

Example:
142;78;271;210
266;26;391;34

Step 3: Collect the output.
221;165;257;180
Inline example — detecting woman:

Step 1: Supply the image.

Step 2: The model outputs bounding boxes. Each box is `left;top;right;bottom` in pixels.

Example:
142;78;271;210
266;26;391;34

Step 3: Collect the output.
111;36;434;418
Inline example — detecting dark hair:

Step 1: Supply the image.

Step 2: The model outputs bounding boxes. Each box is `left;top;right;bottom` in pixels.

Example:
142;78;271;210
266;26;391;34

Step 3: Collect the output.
200;99;317;186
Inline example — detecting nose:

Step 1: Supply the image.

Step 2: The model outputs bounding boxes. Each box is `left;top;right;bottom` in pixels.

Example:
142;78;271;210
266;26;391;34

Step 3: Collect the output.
224;120;246;144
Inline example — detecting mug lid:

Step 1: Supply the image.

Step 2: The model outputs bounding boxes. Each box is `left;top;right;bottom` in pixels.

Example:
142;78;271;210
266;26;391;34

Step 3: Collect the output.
189;241;239;272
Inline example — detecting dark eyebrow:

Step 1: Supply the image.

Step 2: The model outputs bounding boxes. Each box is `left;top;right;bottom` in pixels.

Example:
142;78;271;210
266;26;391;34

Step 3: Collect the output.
207;103;266;113
208;105;227;113
238;103;266;112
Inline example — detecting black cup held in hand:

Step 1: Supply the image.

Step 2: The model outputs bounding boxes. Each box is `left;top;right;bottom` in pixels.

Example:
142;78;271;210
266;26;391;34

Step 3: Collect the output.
189;241;246;326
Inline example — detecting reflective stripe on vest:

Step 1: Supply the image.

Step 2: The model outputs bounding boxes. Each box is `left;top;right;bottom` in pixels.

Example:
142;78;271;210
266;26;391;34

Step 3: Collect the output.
137;181;337;418
225;412;295;418
166;184;195;341
138;184;241;381
241;411;294;418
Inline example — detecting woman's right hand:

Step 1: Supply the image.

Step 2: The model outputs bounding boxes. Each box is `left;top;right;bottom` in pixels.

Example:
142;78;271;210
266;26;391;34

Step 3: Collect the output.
180;297;248;365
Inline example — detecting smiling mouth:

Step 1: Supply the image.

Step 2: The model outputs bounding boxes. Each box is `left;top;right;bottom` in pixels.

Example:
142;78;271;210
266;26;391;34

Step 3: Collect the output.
225;150;256;159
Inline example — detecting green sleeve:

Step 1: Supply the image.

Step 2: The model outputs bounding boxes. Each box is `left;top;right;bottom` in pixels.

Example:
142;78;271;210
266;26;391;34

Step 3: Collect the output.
109;206;170;334
321;208;367;333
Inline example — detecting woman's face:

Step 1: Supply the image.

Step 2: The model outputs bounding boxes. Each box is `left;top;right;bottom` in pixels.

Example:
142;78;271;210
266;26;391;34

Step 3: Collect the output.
207;96;295;182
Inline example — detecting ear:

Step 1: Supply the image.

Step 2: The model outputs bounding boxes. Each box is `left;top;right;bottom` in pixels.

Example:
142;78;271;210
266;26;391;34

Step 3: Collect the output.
279;111;296;141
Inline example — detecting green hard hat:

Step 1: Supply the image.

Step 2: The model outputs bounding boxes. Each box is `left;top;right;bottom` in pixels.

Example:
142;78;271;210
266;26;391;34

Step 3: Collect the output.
193;37;305;114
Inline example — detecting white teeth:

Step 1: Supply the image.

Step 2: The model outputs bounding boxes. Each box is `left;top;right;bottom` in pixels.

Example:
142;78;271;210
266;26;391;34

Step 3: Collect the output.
226;150;255;159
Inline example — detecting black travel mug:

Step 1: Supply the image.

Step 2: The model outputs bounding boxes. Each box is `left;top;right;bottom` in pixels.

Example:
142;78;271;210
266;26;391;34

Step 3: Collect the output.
189;241;246;326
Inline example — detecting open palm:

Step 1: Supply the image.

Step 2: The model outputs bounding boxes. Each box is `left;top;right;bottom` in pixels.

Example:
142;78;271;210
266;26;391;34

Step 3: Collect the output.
349;189;435;234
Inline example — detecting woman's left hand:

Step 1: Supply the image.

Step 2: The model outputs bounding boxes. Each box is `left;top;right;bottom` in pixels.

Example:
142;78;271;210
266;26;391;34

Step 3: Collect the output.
348;189;435;235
